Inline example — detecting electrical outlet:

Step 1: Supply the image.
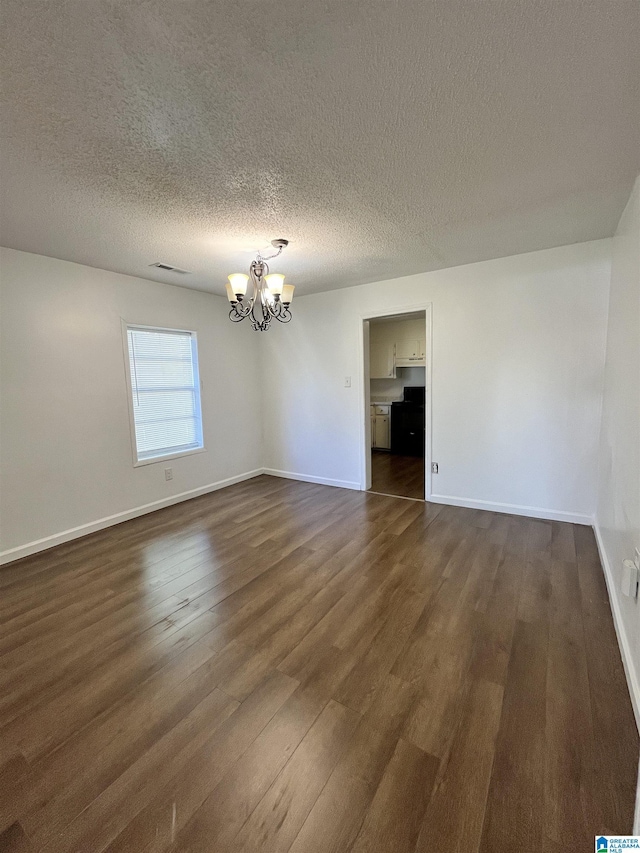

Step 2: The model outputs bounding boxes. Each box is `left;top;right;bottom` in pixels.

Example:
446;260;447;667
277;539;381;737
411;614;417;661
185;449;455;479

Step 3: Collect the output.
431;462;438;474
164;468;173;481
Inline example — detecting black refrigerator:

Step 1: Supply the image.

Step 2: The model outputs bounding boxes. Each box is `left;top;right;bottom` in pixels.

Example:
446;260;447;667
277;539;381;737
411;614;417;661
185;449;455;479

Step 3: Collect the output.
391;386;425;457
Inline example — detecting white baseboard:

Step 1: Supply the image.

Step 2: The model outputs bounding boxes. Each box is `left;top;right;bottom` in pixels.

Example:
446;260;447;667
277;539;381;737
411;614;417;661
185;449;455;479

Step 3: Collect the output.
0;469;265;566
428;493;592;525
262;468;360;491
593;521;640;733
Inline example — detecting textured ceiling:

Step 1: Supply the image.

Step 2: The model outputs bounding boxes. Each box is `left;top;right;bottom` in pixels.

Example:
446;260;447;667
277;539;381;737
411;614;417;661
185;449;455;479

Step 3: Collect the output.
1;1;639;296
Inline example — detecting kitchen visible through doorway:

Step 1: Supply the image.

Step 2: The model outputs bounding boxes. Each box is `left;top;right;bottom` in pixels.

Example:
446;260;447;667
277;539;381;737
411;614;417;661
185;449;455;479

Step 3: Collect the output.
366;311;426;500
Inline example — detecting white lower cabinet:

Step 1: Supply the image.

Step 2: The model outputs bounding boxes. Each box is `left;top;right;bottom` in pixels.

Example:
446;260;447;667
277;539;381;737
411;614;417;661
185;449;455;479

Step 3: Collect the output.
371;404;391;450
374;415;390;449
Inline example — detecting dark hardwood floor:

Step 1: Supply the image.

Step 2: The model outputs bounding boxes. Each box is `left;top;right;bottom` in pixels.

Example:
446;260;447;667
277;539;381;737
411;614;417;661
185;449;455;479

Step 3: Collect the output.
0;474;637;852
369;451;425;500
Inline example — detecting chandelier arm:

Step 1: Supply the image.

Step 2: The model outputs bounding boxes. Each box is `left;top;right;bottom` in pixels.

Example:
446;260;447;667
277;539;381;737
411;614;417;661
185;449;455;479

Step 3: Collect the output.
250;306;270;331
251;261;266;316
263;292;281;319
249;263;261;293
253;260;280;322
229;299;252;320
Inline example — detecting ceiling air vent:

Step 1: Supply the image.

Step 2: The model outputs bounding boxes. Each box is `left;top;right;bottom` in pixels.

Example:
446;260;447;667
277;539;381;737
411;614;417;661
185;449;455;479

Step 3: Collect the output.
149;262;191;274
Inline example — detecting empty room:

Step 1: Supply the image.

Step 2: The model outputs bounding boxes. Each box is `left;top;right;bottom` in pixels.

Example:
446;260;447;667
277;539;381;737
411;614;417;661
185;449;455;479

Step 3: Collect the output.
1;2;639;851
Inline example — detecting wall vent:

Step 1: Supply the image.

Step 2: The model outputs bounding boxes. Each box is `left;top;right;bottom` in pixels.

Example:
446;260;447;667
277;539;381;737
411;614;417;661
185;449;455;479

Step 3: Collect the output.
149;262;191;274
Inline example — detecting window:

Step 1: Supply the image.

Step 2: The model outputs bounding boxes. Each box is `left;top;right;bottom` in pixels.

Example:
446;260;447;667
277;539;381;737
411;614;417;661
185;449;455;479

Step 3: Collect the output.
125;324;204;465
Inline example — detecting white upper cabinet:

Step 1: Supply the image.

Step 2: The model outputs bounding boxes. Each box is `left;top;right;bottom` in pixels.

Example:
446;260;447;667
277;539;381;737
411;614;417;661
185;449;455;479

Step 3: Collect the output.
396;340;418;359
370;341;396;378
395;339;426;365
369;315;426;377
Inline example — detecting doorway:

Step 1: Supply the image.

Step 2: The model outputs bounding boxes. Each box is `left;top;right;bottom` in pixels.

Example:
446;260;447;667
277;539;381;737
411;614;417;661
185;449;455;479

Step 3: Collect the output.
362;309;430;501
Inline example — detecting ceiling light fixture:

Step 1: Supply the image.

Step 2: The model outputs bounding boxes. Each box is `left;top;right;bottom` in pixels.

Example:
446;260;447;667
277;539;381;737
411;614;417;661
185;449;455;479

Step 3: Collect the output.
225;239;294;332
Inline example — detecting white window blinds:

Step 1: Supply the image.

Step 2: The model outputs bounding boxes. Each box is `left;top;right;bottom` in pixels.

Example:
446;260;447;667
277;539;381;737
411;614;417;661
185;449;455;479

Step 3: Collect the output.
126;326;203;462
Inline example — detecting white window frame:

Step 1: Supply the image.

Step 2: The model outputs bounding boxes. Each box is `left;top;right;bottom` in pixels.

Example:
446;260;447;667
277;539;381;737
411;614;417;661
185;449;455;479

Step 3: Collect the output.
122;321;206;467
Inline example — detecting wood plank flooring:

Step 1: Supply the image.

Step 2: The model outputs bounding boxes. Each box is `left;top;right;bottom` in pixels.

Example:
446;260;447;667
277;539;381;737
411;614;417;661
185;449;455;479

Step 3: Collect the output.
369;451;425;500
0;474;637;852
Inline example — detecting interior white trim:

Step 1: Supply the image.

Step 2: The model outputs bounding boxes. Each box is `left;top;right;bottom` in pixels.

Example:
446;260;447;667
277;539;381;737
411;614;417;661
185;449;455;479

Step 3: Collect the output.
262;468;360;491
429;493;592;525
0;468;265;566
593;521;640;733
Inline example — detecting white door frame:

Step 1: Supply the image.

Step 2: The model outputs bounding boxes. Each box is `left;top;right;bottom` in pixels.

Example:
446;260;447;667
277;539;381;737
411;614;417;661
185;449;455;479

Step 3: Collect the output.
357;303;433;500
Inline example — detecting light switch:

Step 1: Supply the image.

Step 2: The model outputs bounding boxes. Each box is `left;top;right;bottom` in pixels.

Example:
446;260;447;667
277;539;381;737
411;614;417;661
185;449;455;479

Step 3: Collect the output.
344;376;351;388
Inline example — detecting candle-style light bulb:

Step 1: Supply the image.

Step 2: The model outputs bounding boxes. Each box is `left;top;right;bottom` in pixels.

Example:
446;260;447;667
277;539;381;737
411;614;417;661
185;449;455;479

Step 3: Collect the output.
281;284;295;305
265;273;285;296
228;273;249;298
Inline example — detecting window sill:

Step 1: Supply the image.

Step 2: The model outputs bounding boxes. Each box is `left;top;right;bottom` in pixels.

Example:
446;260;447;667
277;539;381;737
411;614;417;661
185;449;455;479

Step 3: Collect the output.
133;446;207;468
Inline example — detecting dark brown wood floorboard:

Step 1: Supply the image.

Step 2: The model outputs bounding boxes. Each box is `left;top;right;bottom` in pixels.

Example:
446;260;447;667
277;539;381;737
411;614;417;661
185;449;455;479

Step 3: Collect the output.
0;474;636;852
368;451;425;500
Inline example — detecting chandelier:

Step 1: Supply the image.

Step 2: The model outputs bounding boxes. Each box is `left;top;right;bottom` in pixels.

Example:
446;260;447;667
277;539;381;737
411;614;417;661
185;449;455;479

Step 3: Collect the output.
224;239;294;331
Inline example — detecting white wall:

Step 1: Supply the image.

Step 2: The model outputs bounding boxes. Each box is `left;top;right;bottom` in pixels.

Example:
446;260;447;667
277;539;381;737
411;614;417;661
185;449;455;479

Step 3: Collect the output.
261;240;611;522
0;248;262;561
595;176;640;726
0;237;615;562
